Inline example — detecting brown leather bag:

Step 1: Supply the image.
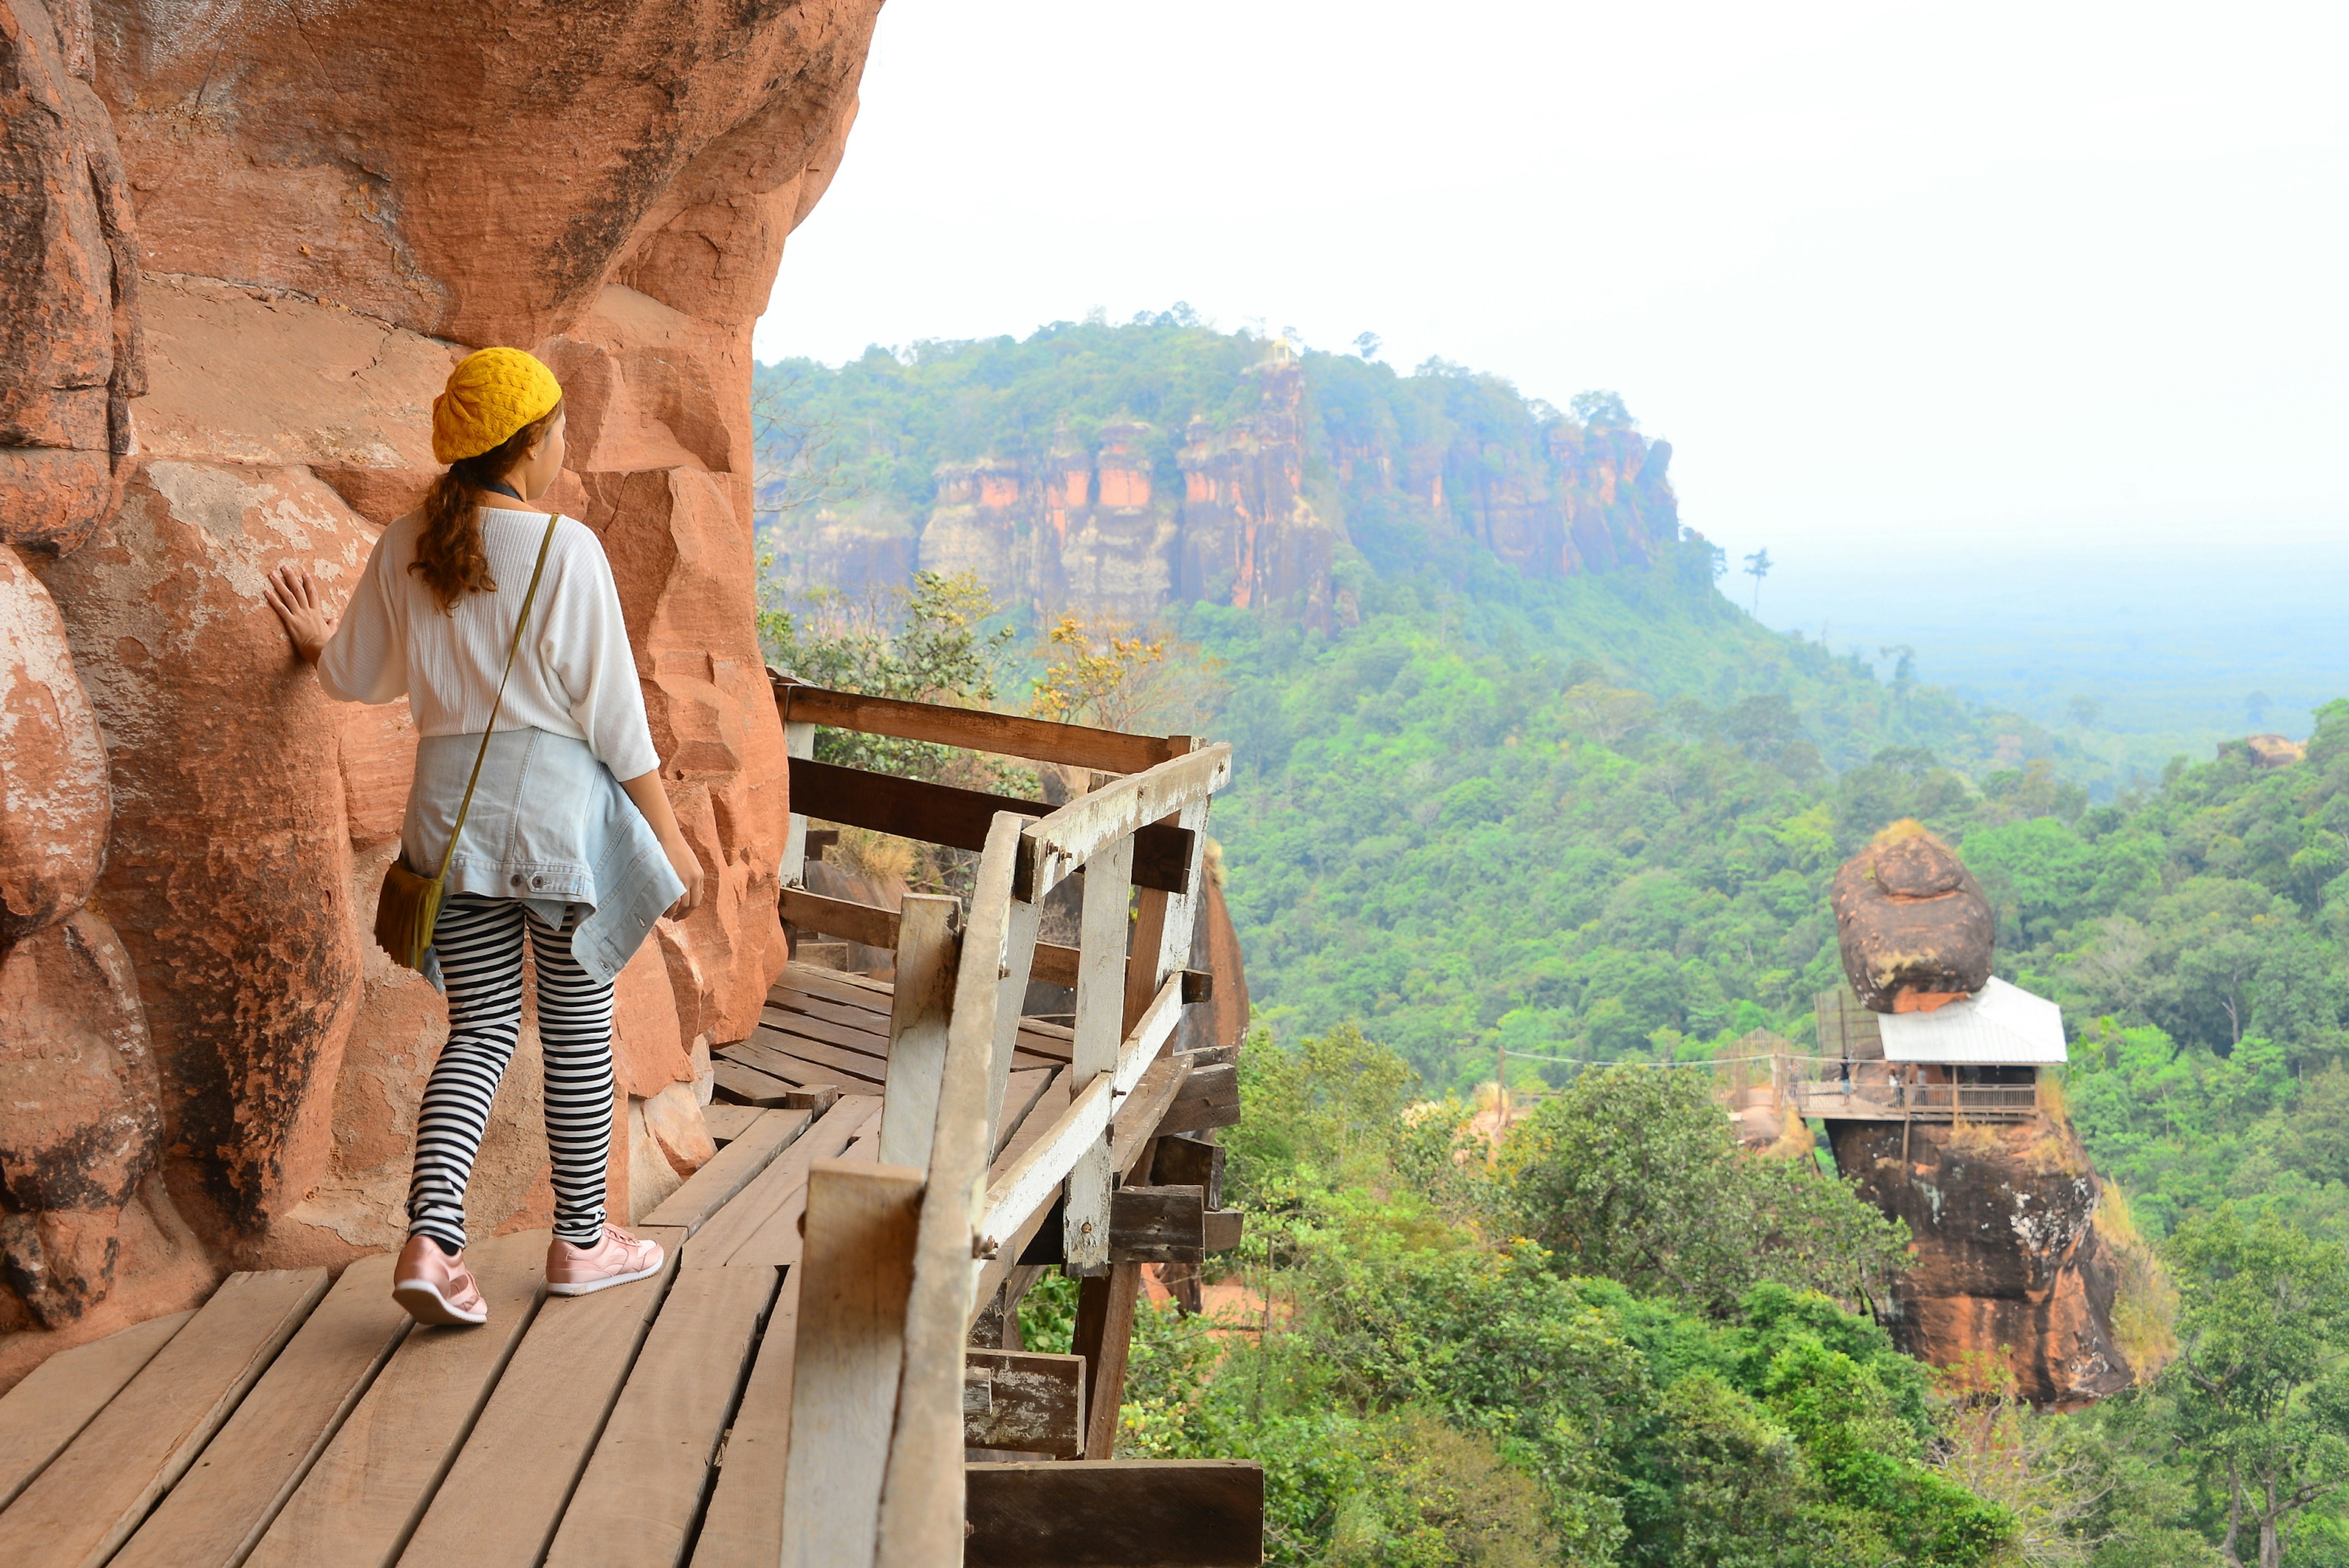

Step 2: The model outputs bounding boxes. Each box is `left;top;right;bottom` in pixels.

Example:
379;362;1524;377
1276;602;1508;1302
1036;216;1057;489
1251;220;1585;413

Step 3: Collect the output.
374;513;560;971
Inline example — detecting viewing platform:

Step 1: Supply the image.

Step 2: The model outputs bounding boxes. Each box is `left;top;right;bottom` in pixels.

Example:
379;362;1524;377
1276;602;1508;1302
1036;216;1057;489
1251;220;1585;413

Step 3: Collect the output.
0;684;1261;1568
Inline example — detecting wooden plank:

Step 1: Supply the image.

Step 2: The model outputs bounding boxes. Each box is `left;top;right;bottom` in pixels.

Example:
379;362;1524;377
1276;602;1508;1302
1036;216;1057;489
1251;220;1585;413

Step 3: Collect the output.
780;886;898;950
112;1260;409;1568
795;757;1195;893
727;1033;856;1089
777;682;1186;775
687;1267;803;1568
981;1075;1113;1255
1109;1186;1206;1265
746;1027;892;1088
1151;1135;1225;1209
1066;834;1134;1276
700;1103;763;1145
0;1308;191;1512
543;1263;778;1568
1161;1060;1241;1134
995;1067;1054;1160
1113;972;1185;1096
712;1057;805;1108
403;1228;683;1566
0;1270;327;1568
1015;745;1231;902
964;1460;1265;1568
781;1162;926;1568
773;966;896;1014
1071;1265;1141;1461
1204;1210;1245;1253
1113;1055;1194;1181
764;994;893;1046
781;716;814;884
242;1232;545;1568
644;1109;811;1236
685;1095;882;1269
722;1101;886;1271
963;1351;1086;1459
881;894;963;1170
970;1078;1076;1321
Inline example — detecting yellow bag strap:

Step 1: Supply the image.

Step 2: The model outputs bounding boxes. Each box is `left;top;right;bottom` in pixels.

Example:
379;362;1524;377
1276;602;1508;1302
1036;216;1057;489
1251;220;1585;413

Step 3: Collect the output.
434;511;563;882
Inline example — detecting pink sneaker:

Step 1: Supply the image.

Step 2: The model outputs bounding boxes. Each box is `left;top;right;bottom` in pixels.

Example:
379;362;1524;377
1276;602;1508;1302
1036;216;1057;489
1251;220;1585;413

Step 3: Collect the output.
392;1234;489;1326
546;1224;665;1296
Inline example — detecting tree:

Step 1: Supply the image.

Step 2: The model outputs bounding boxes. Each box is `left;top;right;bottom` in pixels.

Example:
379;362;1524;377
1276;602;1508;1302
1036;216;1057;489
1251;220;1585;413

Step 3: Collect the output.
1743;548;1772;614
1351;330;1382;360
1570;388;1633;429
1493;1066;1909;1313
2162;1208;2349;1568
2067;694;2103;729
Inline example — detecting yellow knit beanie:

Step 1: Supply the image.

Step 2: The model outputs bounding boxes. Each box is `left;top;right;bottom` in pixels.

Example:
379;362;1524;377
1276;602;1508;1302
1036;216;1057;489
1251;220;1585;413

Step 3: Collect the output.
431;347;563;464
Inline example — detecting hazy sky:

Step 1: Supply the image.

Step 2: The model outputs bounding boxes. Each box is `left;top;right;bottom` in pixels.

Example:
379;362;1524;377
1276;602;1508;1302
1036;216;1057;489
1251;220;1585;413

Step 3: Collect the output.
755;0;2349;578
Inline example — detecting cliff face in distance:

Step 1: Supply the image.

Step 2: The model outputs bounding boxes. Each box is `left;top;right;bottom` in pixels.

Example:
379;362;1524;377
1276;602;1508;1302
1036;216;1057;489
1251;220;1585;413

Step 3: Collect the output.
758;321;1683;628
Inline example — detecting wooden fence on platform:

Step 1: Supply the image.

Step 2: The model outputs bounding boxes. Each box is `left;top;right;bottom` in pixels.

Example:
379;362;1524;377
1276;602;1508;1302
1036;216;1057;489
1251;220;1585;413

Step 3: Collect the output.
768;677;1250;1567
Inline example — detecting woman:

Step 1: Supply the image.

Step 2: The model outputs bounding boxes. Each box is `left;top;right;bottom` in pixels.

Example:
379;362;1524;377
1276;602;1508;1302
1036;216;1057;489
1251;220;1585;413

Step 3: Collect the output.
265;346;705;1326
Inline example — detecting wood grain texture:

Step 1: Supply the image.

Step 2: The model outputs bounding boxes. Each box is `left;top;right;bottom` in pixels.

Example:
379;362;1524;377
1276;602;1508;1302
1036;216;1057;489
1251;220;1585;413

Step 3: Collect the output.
1015;745;1230;902
1203;1210;1245;1254
0;1269;327;1568
242;1232;546;1568
878;894;963;1170
963;1460;1265;1567
686;1266;802;1568
777;682;1186;775
1160;1060;1241;1134
711;1057;809;1109
781;1162;926;1568
112;1258;408;1568
962;1351;1086;1458
0;1308;191;1512
542;1263;779;1568
1112;1056;1193;1181
700;1104;762;1145
684;1096;881;1269
1065;834;1135;1275
401;1229;682;1566
1071;1264;1141;1460
644;1109;811;1236
1151;1135;1225;1209
1108;1186;1206;1264
722;1102;885;1270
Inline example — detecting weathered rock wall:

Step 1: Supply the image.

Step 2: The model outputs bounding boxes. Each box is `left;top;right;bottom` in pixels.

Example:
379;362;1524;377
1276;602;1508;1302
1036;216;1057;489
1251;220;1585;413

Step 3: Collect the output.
770;345;1680;630
0;0;881;1384
1827;1113;2132;1407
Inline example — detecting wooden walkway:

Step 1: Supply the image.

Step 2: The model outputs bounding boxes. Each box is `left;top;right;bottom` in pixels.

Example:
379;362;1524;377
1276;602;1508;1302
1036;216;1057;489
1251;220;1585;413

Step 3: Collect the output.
0;964;1108;1568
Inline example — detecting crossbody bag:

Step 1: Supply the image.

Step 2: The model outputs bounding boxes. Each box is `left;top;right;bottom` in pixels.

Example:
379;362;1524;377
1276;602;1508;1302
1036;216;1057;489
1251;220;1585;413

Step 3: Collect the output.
374;510;561;971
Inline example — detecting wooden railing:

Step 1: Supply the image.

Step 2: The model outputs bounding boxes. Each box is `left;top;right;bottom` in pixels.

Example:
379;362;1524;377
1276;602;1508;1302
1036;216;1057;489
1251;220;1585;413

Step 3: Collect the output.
1773;1054;2041;1121
765;677;1238;1567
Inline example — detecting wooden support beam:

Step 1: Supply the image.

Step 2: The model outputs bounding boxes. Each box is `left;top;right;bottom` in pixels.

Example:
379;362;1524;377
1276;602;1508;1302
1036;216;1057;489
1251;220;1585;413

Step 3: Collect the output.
878;893;962;1170
1203;1209;1245;1254
1108;1185;1206;1264
1070;1263;1141;1460
1151;1135;1225;1209
962;1351;1087;1458
1065;834;1134;1276
964;1461;1266;1568
781;716;814;885
643;1108;811;1236
777;680;1188;775
712;1056;837;1114
1161;1060;1240;1134
789;759;1192;891
780;1161;926;1568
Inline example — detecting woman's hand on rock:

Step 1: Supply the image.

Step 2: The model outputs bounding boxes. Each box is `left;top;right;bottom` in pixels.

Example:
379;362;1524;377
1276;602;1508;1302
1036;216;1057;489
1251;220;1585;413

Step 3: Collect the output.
263;564;336;665
662;832;705;920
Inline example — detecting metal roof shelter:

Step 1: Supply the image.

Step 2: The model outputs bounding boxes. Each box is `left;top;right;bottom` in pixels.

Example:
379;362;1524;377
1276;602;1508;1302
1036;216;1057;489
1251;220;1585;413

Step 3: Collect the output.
1878;977;2068;1066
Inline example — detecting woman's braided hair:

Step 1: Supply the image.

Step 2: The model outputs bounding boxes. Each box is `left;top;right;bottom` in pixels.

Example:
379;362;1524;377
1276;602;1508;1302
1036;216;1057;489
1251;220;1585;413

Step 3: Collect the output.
409;400;562;613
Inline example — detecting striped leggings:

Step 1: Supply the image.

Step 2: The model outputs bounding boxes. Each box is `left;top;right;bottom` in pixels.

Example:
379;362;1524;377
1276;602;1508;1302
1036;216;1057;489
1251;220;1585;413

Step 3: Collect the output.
408;893;615;1250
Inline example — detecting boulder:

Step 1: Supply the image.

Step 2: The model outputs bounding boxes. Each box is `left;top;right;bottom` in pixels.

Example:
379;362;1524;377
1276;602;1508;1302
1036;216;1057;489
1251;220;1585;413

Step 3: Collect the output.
0;545;109;945
35;461;377;1247
0;908;160;1326
1830;822;1993;1013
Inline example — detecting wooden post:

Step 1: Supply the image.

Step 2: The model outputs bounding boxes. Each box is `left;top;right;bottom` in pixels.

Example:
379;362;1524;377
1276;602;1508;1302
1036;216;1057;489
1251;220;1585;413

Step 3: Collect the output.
878;894;962;1171
1065;834;1134;1276
1070;1262;1141;1460
780;718;815;886
780;1161;925;1568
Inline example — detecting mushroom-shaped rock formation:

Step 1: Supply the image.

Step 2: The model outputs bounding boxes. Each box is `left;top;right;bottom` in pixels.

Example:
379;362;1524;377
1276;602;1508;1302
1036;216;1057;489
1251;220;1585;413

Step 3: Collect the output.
1830;821;1993;1013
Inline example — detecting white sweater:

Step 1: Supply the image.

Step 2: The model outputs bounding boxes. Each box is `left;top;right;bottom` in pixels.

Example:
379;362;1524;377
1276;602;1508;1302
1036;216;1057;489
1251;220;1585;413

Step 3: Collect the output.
319;506;661;782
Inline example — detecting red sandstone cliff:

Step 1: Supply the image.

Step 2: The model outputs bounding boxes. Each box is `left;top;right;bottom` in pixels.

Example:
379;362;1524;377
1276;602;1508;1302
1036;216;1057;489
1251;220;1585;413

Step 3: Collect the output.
0;0;882;1383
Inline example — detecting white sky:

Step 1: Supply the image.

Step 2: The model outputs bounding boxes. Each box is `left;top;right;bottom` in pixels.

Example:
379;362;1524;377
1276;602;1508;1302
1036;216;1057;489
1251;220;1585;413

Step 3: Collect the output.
754;0;2349;572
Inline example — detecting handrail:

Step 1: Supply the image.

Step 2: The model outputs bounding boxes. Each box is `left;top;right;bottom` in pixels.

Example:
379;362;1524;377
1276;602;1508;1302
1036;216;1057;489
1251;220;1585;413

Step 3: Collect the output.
1016;743;1233;901
774;674;1191;774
